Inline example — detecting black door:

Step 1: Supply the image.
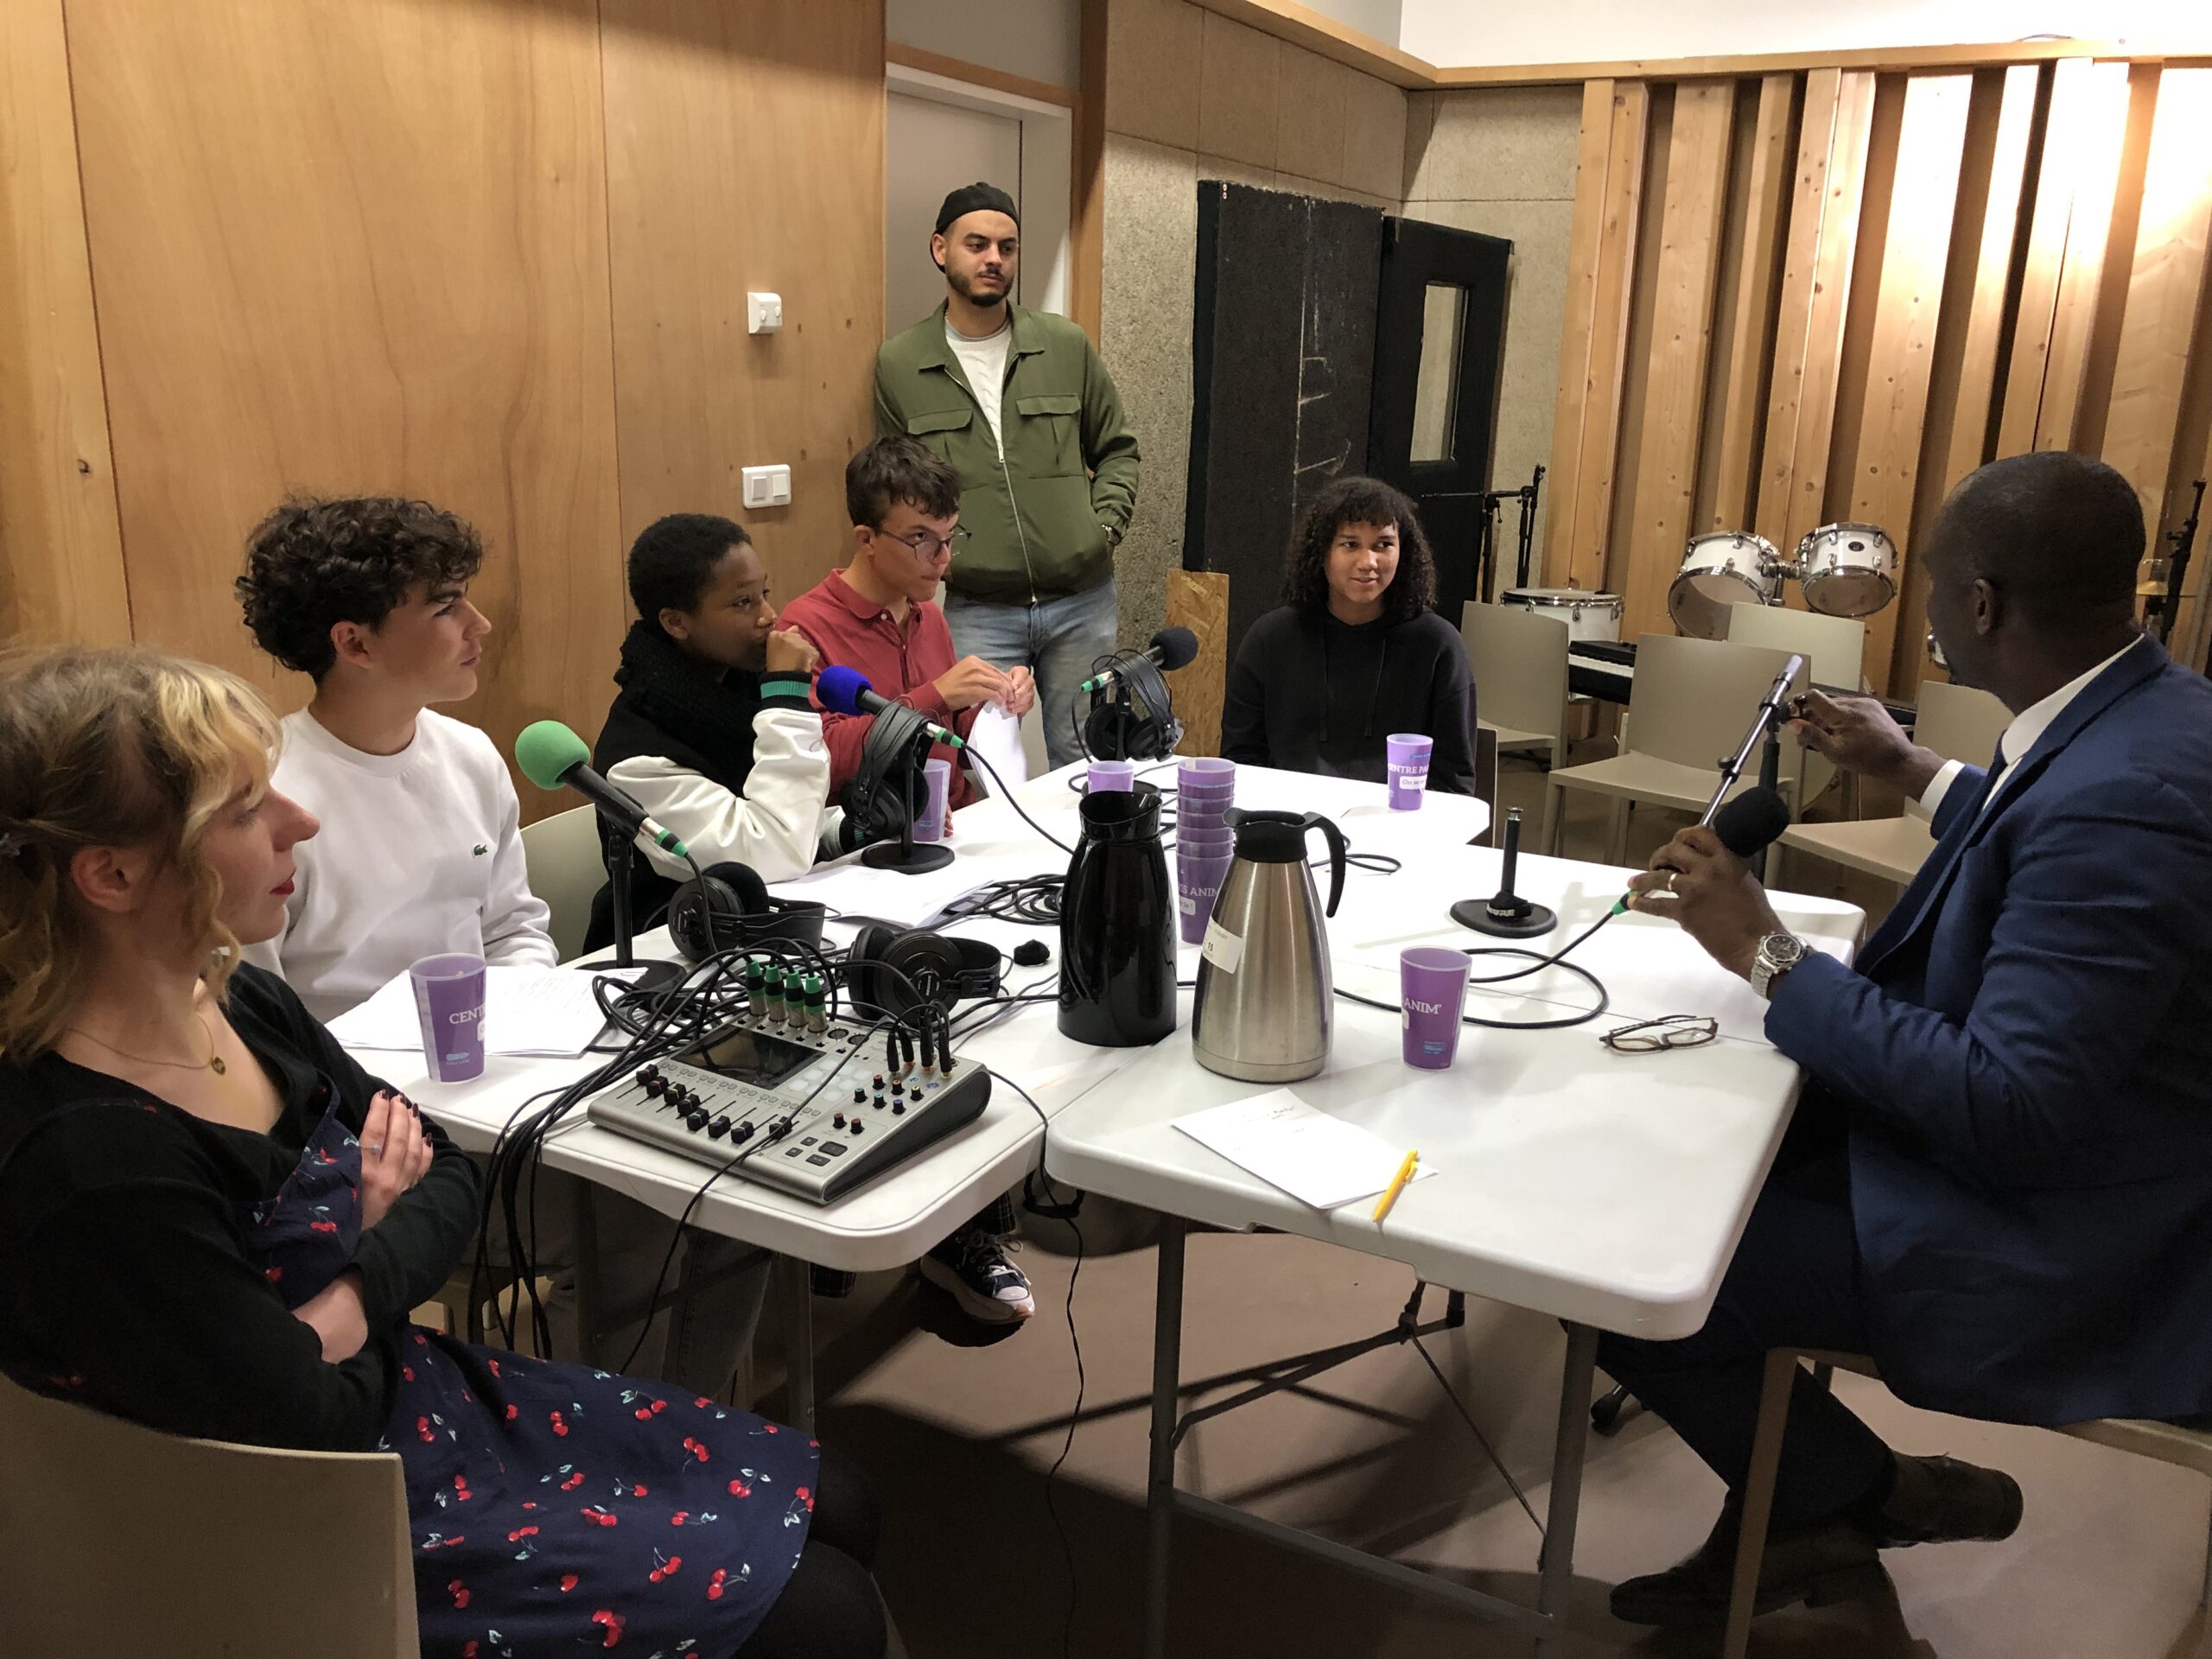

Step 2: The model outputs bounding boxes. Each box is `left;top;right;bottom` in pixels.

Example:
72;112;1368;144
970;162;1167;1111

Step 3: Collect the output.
1366;218;1513;623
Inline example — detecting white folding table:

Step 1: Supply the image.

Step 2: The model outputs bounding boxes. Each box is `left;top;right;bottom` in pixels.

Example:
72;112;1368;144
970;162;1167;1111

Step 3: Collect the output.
1043;835;1863;1656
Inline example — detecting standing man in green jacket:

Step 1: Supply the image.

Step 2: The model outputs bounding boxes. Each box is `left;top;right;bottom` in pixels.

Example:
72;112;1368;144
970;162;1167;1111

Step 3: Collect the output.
876;181;1141;769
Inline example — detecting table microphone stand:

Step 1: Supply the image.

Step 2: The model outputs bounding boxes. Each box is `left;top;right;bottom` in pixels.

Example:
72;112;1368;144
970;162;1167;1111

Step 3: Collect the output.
1701;655;1802;885
1452;807;1556;937
583;817;685;992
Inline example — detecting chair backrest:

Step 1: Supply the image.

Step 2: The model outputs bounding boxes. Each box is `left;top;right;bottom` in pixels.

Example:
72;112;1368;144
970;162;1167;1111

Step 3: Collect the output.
1722;604;1868;693
0;1371;420;1658
1460;601;1571;740
522;804;607;963
1471;722;1501;847
1914;678;2012;765
1624;634;1806;773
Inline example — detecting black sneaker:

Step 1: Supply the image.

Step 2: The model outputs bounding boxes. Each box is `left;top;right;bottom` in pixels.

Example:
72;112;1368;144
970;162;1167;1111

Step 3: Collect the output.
918;1226;1035;1325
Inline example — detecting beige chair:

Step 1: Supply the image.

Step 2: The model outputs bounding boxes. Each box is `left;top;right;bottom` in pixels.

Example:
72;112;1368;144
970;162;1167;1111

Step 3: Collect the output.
1724;1350;2212;1659
1777;679;2012;887
521;803;606;963
0;1370;420;1658
1543;634;1806;862
1461;599;1573;770
1723;607;1867;810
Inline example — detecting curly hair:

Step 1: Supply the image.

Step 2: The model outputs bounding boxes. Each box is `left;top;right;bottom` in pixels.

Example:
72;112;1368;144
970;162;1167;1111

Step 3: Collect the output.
627;513;752;622
0;647;280;1063
236;496;485;679
845;435;962;529
1281;475;1437;626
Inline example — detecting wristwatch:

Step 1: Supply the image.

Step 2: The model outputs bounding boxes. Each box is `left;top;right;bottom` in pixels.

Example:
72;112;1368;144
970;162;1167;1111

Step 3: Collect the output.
1751;931;1808;1001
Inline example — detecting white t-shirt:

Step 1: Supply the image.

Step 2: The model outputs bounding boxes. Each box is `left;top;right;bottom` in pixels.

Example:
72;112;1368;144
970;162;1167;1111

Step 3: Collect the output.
245;708;558;1022
944;315;1014;455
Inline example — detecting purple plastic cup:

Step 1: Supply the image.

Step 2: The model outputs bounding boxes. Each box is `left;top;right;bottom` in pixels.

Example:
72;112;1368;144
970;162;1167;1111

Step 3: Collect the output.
915;757;952;842
1088;759;1136;793
1179;757;1236;787
1176;803;1231;830
1176;823;1236;852
1400;947;1471;1069
410;952;487;1083
1386;734;1433;811
1178;848;1235;944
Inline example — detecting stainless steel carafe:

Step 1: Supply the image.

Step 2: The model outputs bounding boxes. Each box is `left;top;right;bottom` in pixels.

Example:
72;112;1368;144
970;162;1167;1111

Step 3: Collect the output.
1190;809;1347;1083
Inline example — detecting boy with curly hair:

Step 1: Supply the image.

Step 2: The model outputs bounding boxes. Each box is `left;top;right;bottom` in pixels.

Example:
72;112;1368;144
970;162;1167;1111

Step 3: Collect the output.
234;495;555;1020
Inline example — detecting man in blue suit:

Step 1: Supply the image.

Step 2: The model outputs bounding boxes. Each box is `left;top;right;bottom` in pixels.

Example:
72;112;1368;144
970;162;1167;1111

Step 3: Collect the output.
1601;450;2212;1627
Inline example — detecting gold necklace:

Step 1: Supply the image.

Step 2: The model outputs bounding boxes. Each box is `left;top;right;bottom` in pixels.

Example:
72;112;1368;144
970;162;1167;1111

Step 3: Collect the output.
68;1011;228;1076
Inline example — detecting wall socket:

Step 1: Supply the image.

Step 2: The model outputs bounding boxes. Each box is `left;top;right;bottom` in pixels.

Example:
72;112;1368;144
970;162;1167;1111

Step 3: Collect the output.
741;464;791;508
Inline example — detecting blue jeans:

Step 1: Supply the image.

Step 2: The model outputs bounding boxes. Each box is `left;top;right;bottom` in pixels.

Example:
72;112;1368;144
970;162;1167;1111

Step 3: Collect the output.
944;579;1120;770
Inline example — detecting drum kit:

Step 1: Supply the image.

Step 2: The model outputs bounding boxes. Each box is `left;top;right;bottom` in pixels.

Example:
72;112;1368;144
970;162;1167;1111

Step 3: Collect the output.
1499;523;1897;647
1667;523;1898;637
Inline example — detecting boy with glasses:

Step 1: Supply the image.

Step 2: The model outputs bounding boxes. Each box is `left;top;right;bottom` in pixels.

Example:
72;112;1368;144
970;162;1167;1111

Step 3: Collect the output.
780;436;1035;816
779;436;1041;1327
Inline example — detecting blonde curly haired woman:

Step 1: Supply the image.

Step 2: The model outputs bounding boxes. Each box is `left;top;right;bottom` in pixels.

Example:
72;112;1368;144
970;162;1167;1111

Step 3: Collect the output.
0;647;886;1658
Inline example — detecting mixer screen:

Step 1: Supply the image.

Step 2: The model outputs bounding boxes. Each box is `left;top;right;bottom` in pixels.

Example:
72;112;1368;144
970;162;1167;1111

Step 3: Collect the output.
690;1027;817;1090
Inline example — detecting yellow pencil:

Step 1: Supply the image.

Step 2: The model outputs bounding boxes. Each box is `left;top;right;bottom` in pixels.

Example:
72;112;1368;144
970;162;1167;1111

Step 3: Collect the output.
1372;1149;1419;1223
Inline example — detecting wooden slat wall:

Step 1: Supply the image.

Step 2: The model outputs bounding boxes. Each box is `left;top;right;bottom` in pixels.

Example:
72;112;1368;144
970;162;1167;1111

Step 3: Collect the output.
1543;79;1649;592
1844;73;1971;691
1619;81;1736;643
1542;51;2212;680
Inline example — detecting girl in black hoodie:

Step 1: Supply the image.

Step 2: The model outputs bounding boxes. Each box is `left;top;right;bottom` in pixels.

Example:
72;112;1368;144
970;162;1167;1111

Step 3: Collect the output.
1222;476;1478;793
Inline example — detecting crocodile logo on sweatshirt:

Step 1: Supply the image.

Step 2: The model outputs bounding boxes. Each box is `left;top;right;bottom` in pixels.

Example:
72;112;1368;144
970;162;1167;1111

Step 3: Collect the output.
473;843;488;857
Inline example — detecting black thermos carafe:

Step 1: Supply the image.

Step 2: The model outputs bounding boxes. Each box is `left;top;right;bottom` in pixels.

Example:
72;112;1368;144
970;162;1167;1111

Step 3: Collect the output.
1058;783;1177;1046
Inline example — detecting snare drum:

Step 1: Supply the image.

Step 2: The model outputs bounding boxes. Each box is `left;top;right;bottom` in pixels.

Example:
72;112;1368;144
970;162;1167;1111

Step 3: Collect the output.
1668;531;1781;639
1797;523;1897;619
1502;587;1624;644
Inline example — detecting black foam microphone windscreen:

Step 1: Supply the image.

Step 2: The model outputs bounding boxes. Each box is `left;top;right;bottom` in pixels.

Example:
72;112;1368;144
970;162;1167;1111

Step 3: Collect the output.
1149;626;1199;672
1713;785;1792;859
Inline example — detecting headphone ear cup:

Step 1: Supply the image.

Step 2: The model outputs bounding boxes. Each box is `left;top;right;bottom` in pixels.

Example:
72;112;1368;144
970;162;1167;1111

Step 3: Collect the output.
952;936;1004;997
848;922;893;1017
706;861;771;915
669;874;744;963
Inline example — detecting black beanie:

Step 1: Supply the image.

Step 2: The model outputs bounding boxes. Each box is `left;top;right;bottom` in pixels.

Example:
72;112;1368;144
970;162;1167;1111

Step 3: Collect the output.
935;181;1020;236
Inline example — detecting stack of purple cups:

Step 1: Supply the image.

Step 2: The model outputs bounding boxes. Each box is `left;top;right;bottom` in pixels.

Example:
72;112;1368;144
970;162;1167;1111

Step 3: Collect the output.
1174;757;1237;945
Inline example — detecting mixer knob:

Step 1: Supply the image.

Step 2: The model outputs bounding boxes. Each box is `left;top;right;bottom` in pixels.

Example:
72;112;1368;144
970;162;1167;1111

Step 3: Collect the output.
833;1112;847;1130
644;1077;666;1096
709;1116;732;1139
684;1109;708;1133
853;1087;867;1105
891;1102;906;1116
849;1120;865;1137
735;1121;755;1141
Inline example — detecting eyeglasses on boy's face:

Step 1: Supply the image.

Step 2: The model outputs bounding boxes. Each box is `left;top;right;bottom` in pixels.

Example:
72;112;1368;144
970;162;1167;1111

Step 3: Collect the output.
872;524;970;561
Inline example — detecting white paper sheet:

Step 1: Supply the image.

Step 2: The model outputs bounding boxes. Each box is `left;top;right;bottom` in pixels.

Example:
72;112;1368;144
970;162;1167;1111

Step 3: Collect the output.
326;964;645;1058
1173;1089;1437;1211
966;702;1030;791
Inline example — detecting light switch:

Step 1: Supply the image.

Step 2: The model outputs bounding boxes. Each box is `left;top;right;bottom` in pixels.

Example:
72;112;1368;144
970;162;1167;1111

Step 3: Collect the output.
747;292;783;334
741;464;792;509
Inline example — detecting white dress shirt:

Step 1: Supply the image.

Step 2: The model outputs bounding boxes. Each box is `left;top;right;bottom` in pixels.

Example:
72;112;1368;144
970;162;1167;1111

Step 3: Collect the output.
1918;635;2147;818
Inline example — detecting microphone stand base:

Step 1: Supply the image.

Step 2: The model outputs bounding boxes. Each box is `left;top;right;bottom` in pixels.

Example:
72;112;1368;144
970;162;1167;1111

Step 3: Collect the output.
1451;895;1558;938
580;957;688;995
862;841;954;874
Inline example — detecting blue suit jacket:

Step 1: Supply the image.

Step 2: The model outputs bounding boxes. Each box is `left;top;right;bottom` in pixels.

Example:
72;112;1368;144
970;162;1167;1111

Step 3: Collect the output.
1766;636;2212;1426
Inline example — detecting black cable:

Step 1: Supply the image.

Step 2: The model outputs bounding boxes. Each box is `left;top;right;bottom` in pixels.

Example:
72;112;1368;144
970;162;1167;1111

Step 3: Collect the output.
988;1067;1086;1659
935;874;1065;927
963;743;1077;855
1333;906;1620;1031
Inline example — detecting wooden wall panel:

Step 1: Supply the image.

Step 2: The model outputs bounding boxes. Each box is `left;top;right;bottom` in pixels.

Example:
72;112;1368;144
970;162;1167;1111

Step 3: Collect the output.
1893;63;2040;697
1618;80;1736;643
67;0;622;804
0;0;129;645
601;0;885;618
1843;73;1972;692
1542;79;1647;592
1998;59;2132;454
1704;74;1795;534
2098;68;2212;542
1755;69;1875;564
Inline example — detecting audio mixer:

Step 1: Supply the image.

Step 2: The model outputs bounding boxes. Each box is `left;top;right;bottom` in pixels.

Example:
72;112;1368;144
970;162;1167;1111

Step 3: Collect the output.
584;1010;991;1204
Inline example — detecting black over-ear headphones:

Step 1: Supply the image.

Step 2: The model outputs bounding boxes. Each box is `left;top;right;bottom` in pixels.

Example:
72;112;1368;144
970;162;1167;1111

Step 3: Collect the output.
840;702;936;841
1082;652;1184;761
844;922;1003;1022
667;862;829;963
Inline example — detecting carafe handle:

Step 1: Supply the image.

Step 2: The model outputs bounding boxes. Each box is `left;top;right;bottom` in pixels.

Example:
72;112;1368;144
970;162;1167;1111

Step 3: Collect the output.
1302;813;1347;918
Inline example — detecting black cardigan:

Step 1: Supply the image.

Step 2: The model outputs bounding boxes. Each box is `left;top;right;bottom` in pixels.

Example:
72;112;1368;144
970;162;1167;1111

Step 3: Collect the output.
1220;606;1479;794
0;967;479;1452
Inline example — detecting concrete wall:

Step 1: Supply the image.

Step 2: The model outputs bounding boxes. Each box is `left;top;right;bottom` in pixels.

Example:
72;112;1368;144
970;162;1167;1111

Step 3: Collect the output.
1402;86;1583;565
887;0;1079;87
1099;0;1407;639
